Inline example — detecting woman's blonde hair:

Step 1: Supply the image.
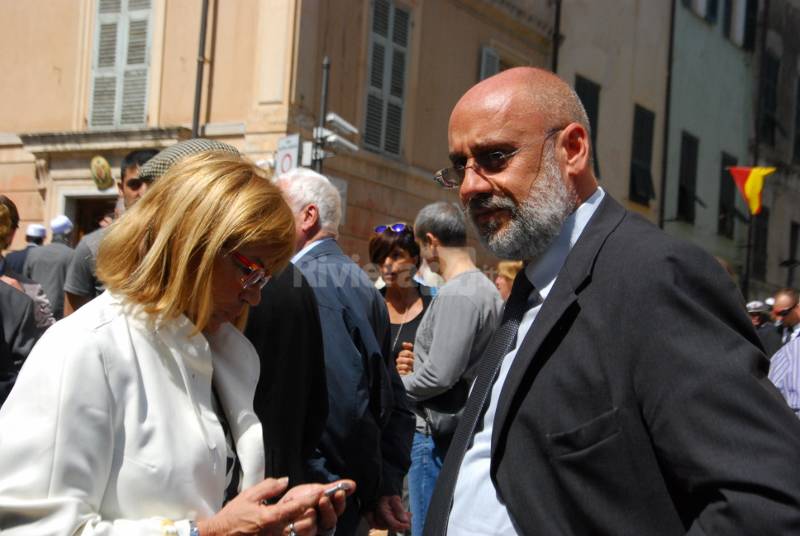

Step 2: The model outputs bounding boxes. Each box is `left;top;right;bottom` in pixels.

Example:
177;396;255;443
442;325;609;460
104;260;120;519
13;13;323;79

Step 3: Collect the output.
96;151;295;332
497;260;524;281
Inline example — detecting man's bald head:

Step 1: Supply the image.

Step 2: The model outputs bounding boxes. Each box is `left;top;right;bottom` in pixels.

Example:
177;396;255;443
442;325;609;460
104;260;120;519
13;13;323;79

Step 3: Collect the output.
451;67;592;144
446;67;597;261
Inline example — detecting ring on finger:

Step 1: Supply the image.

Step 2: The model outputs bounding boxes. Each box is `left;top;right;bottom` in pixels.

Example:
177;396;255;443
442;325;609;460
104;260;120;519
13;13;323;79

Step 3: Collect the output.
288;521;297;536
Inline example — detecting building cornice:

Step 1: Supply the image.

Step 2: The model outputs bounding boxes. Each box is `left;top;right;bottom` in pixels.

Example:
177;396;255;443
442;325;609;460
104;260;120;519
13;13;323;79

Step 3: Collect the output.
454;0;553;51
19;127;191;156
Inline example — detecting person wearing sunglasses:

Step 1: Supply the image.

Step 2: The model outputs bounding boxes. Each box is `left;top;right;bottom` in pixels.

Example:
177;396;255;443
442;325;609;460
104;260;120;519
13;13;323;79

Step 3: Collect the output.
423;67;800;536
368;221;433;392
0;152;354;535
63;148;159;316
772;288;800;346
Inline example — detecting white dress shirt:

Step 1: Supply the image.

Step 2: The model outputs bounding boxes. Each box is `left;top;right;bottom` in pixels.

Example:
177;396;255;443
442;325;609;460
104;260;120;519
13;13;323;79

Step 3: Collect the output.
447;187;605;535
291;237;333;264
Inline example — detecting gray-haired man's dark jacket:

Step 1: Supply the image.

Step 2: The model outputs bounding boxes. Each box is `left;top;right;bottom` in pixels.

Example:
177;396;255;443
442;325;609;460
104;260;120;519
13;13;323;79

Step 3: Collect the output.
296;239;413;516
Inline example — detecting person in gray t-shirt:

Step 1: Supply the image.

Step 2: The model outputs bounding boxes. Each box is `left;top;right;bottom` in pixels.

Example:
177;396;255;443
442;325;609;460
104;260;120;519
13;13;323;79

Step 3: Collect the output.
24;216;75;320
397;202;502;536
63;149;157;315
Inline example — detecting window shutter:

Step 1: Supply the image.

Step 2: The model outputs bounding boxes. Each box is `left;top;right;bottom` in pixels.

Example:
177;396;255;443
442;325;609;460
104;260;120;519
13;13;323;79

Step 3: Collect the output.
99;0;121;14
793;79;800;163
480;46;500;81
743;0;757;50
90;0;121;128
364;1;409;156
677;131;699;223
575;75;601;178
364;94;384;148
705;0;718;22
628;105;656;205
90;0;150;129
120;13;149;125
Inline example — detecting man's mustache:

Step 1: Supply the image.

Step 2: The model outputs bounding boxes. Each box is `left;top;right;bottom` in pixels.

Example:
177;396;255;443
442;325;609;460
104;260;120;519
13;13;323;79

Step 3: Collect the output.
467;193;517;215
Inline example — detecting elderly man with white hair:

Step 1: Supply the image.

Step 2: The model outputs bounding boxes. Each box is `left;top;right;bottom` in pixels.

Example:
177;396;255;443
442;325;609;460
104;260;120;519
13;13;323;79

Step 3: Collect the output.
275;168;414;535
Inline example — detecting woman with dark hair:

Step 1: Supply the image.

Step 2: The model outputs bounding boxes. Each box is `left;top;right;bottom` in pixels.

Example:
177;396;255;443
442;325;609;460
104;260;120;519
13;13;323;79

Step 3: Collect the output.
369;223;432;373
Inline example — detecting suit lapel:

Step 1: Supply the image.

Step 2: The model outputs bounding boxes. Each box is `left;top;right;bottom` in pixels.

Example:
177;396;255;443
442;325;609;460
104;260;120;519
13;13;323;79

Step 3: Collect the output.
490;196;627;460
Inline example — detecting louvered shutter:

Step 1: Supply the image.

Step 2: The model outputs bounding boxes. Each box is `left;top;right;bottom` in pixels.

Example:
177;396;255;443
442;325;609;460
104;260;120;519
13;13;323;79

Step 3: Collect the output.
120;11;150;126
90;0;151;128
364;0;410;156
480;46;500;81
90;0;121;127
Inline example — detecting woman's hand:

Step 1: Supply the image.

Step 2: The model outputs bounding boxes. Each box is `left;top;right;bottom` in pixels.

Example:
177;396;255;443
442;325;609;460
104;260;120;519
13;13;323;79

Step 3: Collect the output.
197;477;320;536
396;342;415;375
280;479;355;533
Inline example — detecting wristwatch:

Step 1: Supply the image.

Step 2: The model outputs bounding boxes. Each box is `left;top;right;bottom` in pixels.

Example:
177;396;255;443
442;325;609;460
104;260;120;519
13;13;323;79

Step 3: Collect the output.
189;520;200;536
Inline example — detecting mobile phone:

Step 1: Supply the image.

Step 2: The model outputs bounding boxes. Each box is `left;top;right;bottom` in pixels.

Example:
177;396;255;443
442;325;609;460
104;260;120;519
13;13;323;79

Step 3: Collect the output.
323;482;351;497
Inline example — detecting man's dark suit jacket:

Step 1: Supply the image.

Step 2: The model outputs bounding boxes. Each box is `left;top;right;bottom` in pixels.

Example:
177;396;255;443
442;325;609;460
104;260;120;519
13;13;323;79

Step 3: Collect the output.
244;263;327;486
295;239;414;512
0;281;39;407
426;195;800;535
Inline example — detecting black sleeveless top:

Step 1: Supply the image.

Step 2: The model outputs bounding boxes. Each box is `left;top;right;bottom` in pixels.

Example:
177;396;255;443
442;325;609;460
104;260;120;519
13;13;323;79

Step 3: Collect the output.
384;283;434;358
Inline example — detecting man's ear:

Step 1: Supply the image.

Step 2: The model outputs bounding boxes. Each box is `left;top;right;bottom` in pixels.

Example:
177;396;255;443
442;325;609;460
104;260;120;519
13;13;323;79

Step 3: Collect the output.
560;123;591;178
301;203;320;233
425;232;440;248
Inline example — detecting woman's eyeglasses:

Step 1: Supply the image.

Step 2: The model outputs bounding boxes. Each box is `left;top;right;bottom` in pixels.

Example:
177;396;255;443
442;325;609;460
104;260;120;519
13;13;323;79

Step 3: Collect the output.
374;223;408;234
230;251;271;290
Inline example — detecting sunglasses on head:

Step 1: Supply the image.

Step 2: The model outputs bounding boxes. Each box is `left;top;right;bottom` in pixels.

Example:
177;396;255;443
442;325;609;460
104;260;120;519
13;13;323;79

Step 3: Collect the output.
374;223;408;234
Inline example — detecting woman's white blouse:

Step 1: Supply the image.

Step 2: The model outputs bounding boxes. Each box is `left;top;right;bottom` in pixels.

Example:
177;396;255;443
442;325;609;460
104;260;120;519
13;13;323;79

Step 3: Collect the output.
0;292;265;535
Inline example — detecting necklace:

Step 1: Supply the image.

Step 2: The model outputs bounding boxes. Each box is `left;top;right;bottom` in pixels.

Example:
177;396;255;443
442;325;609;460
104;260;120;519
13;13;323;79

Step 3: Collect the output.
390;300;416;356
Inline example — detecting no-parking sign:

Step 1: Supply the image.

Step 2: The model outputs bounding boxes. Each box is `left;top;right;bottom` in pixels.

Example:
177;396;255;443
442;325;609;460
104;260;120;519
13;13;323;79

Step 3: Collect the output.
276;134;300;174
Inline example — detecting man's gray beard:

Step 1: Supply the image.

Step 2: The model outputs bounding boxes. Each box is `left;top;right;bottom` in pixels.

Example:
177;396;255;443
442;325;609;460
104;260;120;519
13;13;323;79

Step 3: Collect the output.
467;145;577;261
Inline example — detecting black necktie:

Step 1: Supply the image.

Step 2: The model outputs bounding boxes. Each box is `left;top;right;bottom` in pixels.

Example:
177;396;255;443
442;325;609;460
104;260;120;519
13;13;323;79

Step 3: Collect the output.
424;272;535;536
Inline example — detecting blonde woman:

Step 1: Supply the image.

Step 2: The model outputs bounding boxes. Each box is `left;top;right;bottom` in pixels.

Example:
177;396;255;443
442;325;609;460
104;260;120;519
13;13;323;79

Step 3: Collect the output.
494;260;524;301
0;152;352;535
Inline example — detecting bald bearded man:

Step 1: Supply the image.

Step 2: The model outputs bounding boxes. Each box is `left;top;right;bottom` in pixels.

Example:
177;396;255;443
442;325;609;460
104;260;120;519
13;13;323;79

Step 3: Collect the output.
424;67;800;535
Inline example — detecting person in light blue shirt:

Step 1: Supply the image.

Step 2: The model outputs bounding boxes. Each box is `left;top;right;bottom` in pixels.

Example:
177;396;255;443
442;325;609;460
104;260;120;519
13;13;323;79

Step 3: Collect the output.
769;336;800;416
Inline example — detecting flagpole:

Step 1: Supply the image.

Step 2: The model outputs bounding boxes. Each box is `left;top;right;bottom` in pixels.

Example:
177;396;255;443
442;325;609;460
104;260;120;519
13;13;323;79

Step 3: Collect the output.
743;215;753;299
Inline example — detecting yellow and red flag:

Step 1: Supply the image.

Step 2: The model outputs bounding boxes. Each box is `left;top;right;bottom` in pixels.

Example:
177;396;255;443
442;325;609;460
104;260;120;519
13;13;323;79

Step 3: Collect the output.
728;166;776;215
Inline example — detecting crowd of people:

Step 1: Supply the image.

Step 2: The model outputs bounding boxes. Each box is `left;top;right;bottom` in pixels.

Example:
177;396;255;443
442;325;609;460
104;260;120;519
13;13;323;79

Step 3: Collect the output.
1;66;800;536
